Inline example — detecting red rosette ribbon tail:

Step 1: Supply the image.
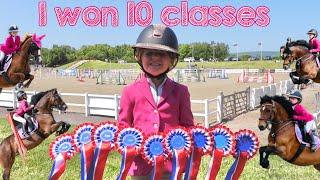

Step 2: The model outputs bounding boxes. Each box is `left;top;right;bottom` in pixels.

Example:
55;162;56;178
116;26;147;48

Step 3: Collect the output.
80;142;95;180
151;155;165;180
225;151;249;180
205;149;224;180
48;153;67;180
87;122;118;180
117;146;137;180
184;127;212;180
87;143;112;180
172;149;188;180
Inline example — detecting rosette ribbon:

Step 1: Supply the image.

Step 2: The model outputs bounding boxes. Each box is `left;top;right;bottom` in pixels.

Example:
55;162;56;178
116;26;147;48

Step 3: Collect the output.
73;123;96;180
165;128;192;180
206;125;235;180
225;129;259;180
142;134;167;180
116;127;144;180
184;126;212;180
49;134;76;180
87;122;118;180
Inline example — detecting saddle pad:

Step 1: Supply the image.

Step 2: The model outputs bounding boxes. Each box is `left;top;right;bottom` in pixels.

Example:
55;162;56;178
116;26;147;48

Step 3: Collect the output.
295;124;320;150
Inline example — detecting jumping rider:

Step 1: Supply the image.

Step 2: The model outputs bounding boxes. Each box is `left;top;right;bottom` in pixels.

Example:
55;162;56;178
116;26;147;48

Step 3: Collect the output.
288;90;318;152
0;25;21;74
307;29;320;54
13;90;34;136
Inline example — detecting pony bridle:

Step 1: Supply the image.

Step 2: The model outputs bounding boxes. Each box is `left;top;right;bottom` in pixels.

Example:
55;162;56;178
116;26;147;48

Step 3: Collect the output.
259;102;293;138
259;102;276;130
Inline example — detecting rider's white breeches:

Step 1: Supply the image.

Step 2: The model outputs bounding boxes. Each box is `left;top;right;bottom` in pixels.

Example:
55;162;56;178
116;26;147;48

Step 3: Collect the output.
13;114;26;126
305;120;317;133
0;51;4;62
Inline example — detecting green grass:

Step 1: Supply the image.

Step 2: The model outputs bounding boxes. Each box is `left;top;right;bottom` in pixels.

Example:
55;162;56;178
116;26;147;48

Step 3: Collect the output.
58;60;284;70
0;120;317;179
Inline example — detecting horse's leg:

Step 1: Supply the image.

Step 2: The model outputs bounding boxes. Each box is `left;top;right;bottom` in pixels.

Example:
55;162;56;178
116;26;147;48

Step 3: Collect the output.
259;146;276;169
23;74;34;88
49;122;70;136
8;72;25;86
1;141;15;180
289;71;302;84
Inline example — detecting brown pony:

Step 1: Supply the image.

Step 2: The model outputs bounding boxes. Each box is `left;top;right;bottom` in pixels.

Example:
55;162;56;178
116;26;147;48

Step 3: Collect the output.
280;38;320;84
0;88;71;180
0;34;45;92
258;95;320;171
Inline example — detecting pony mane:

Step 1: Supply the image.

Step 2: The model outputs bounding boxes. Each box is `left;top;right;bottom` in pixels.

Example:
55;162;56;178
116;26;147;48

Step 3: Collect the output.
30;89;55;105
260;95;294;118
288;40;310;49
20;33;33;47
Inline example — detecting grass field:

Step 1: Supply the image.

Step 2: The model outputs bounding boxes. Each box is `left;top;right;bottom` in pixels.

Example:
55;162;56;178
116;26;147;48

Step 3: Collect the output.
60;60;284;70
0;120;318;180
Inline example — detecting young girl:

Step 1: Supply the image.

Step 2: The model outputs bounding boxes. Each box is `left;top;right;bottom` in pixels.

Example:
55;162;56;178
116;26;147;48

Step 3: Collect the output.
307;29;320;53
0;25;21;73
118;24;194;179
288;90;317;152
13;90;34;136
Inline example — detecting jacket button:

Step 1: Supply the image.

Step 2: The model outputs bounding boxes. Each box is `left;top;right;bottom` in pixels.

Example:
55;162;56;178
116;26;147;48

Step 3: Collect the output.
154;124;158;128
154;110;158;114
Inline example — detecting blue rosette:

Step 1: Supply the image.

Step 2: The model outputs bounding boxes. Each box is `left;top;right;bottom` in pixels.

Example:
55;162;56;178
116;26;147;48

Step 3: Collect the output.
116;127;144;153
233;129;259;159
190;126;212;154
73;123;95;150
93;122;118;147
49;134;76;160
210;125;235;156
165;128;192;155
142;134;166;164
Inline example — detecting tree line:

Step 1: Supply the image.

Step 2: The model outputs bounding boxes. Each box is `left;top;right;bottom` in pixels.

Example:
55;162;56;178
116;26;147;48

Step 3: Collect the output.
41;42;230;67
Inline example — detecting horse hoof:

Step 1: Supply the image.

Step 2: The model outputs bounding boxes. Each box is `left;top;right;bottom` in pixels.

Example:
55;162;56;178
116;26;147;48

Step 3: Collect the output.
260;160;270;169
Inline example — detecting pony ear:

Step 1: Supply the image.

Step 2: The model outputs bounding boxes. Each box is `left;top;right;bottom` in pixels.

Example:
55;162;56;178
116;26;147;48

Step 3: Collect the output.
287;37;291;43
32;33;37;40
38;34;46;40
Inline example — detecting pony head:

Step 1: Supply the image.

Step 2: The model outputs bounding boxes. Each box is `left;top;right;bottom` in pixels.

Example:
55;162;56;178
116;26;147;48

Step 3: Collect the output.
32;34;46;48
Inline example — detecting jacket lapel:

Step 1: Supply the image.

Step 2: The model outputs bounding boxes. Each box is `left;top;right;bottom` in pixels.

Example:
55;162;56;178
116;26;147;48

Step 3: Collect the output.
139;75;157;108
159;78;175;105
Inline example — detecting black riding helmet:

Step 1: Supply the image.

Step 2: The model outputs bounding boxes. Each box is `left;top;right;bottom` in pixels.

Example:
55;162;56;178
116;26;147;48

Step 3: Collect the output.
132;24;179;78
307;29;318;38
287;90;302;103
17;91;26;101
8;25;19;33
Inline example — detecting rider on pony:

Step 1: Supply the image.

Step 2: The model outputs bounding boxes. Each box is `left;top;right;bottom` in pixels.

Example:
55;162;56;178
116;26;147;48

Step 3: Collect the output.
13;90;34;136
287;90;318;152
0;25;21;74
307;29;320;54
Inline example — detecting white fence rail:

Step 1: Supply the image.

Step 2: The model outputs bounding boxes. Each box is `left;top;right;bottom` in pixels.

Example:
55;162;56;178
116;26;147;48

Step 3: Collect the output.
0;79;295;128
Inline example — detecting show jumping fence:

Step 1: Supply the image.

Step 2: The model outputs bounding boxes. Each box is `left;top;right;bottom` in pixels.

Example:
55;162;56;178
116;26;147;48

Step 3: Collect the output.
0;79;295;128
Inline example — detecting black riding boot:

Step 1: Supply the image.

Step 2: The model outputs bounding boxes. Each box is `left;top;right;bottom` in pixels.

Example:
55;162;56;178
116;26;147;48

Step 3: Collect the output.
310;130;318;152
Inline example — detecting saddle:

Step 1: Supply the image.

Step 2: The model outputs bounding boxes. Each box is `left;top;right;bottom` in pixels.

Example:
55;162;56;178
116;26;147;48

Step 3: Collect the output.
12;113;38;139
0;54;13;72
295;123;320;150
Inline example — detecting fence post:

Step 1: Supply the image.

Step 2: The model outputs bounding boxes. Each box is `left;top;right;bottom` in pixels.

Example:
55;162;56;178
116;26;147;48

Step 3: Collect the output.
233;92;236;118
114;94;119;120
204;99;209;128
84;93;89;117
12;89;17;109
246;87;251;111
216;93;222;123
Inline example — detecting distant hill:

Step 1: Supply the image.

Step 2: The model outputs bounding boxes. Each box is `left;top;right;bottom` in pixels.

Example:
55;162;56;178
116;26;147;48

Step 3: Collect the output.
230;51;279;58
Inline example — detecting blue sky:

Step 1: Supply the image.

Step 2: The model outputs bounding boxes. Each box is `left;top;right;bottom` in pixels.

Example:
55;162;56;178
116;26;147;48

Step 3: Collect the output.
0;1;319;52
